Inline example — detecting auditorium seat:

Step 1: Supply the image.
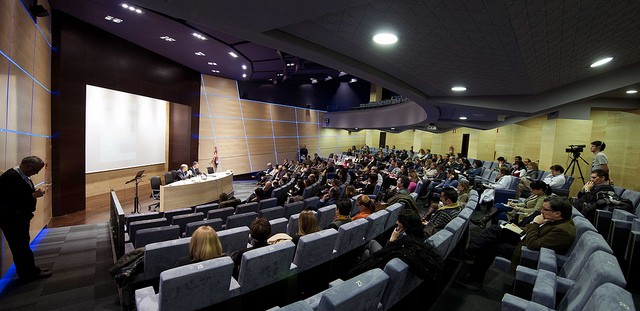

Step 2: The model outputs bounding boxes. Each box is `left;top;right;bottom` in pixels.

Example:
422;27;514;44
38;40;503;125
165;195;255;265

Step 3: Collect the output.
128;218;169;243
163;208;194;223
426;229;454;258
237;240;296;293
134;225;181;248
283;201;304;219
143;238;190;280
333;219;368;256
364;210;390;241
258;197;278;211
218;226;251;254
287;213;301;237
303;196;320;211
171;212;205;234
292;229;338;272
185;218;224;236
194;203;219;216
443;217;466;258
621;189;640;214
316;204;336;229
226;212;257;229
125;212;162;231
384;203;404;231
208;206;235;222
235;202;258;214
380;258;410;310
305;268;389;311
458;207;473;220
135;256;237;311
269;217;288;235
259;206;285;221
220;198;241;209
613;185;626;197
552;176;574;197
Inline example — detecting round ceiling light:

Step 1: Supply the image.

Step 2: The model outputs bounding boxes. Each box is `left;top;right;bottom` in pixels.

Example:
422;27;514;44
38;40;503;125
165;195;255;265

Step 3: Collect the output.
590;57;613;67
451;86;467;92
373;33;398;45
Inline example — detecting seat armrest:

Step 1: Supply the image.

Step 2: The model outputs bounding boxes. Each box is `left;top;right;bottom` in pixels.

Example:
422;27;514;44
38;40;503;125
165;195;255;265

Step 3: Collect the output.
501;294;536;311
530;270;557;308
329;278;345;288
135;286;158;311
556;276;574;295
537;248;557;273
491;256;512;273
520;247;539;268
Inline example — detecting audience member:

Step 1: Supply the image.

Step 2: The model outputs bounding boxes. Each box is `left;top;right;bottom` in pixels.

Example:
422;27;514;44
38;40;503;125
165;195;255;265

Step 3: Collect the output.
472;180;550;228
326;199;352;229
542;164;566;190
353;195;376;220
456;179;471;206
175;226;223;267
292;210;320;244
231;218;271;277
479;167;515;203
423;188;462;237
456;197;576;286
574;169;615;220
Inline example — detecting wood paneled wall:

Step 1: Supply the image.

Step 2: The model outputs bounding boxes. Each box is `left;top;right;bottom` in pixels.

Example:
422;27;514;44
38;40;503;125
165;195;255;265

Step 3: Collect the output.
0;0;52;275
199;75;364;173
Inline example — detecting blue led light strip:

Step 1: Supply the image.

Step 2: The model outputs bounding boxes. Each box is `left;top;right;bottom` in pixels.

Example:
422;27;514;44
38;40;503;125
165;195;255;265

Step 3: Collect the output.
236;81;253;171
0;50;51;93
0;227;48;294
0;128;51;138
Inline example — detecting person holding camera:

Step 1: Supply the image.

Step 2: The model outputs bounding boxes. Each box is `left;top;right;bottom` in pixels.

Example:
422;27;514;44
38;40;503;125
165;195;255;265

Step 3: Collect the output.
590;140;609;172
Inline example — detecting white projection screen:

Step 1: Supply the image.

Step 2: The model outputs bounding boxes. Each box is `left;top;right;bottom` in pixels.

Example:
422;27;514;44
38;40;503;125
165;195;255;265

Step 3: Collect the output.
85;85;167;173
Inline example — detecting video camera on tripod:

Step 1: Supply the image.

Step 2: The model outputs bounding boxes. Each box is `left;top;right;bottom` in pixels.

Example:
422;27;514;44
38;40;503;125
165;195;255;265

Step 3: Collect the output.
566;144;586;157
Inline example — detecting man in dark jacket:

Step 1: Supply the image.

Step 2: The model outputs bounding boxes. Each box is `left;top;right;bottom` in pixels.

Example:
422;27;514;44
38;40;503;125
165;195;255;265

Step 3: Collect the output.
574;169;615;220
0;156;51;280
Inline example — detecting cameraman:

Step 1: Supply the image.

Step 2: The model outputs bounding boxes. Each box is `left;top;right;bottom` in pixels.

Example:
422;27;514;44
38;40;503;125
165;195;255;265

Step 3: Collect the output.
590;141;609;172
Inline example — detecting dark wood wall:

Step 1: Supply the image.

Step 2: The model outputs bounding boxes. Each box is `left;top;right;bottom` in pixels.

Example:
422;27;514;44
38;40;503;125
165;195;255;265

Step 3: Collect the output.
51;12;200;216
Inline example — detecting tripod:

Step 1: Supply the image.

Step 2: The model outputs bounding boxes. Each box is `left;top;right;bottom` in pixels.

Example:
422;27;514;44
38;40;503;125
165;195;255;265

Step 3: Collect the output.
566;152;589;185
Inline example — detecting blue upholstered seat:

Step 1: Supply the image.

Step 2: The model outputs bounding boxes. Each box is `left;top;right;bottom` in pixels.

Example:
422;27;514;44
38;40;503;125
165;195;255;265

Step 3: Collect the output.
217;226;250;254
135;225;181;248
283;201;305;219
237;240;296;293
225;211;258;229
317;204;336;229
184;218;223;236
258;206;284;221
207;206;234;222
269;217;288;235
171;212;205;234
292;229;338;272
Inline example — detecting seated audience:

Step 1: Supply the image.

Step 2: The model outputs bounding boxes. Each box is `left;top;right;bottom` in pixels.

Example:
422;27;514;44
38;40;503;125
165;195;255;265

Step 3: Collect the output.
423;188;462;237
510;160;526;177
479;167;515;203
344;185;358;199
456;197;576;286
175;226;223;267
472;180;550;228
326;199;353;229
350;209;443;281
292;210;320;244
574;169;615;220
542;164;566;190
457;179;471;206
254;162;274;183
231;218;271;277
353;195;376;220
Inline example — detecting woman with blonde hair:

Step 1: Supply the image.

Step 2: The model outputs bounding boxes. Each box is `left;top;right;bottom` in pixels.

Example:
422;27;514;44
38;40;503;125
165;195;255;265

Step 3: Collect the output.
292;210;321;244
353;195;376;220
175;226;223;266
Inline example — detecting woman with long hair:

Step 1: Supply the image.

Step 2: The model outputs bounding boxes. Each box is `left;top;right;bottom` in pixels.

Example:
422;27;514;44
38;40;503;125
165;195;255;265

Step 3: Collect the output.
175;226;223;266
353;195;376;220
292;210;321;244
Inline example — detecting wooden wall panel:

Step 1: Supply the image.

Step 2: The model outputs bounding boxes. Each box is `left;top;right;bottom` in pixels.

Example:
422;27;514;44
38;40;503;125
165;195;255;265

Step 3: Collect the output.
250;154;277;172
272;122;298;137
9;3;35;73
215;138;249;158
212;118;246;138
365;130;380;148
202;75;238;97
275;138;299;152
199;117;215;138
241;100;272;120
297;109;319;123
7;67;34;133
85;163;167;197
298;123;319;137
271;105;296;121
244;120;274;137
34;32;51;89
208;97;242;118
0;58;7;130
32;86;51;135
0;0;12;54
0;132;5;168
247;138;277;156
197;138;215;164
277;152;298;164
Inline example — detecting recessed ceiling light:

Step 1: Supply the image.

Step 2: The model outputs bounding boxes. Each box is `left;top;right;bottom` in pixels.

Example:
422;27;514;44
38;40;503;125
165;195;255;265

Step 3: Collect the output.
192;32;207;40
242;65;247;70
459;116;468;120
286;63;295;67
207;62;217;66
355;128;358;130
627;90;638;94
135;9;142;13
211;70;220;73
590;57;613;67
105;16;123;23
451;86;467;92
276;73;284;77
338;71;348;77
228;52;238;58
121;3;128;9
349;78;358;83
390;127;395;130
159;36;175;42
242;74;247;78
372;33;398;45
195;52;205;56
325;76;333;81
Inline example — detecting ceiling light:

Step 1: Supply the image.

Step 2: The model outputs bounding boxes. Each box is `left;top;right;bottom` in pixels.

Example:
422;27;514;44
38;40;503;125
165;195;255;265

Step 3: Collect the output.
286;63;295;67
276;73;284;77
325;76;333;81
459;116;468;120
390;127;395;130
242;74;247;78
192;32;207;40
310;78;318;84
195;52;205;56
129;7;135;11
372;33;398;45
627;90;638;94
121;4;128;8
207;62;217;66
451;86;467;92
338;71;348;77
135;9;142;13
159;36;175;42
590;57;613;67
242;65;247;70
228;52;238;58
355;128;358;130
349;78;358;83
105;15;113;20
211;70;220;73
105;16;123;23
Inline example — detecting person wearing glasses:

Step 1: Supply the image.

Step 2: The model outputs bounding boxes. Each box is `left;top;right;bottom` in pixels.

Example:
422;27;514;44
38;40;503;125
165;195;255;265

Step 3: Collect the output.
455;197;575;286
0;156;51;281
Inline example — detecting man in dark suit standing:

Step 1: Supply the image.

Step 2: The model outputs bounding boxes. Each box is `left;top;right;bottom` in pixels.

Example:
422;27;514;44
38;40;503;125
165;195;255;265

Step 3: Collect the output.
0;156;51;281
299;144;308;162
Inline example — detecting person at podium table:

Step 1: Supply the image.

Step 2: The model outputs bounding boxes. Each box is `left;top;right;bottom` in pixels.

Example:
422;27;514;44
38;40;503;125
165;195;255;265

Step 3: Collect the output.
189;161;202;176
175;164;192;180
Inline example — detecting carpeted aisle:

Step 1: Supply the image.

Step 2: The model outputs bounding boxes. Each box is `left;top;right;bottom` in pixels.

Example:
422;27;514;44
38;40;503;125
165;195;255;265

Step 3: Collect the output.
0;223;120;311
